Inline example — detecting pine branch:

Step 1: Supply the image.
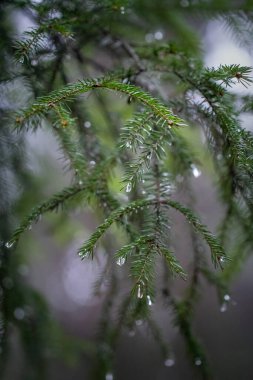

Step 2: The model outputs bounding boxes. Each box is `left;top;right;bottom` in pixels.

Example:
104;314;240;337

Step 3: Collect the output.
14;77;188;131
158;246;187;280
14;20;73;63
77;200;148;259
204;64;253;88
78;198;227;268
7;183;86;247
8;155;123;248
114;235;153;263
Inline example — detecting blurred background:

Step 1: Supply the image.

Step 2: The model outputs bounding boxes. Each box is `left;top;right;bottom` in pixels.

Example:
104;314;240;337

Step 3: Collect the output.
1;2;253;380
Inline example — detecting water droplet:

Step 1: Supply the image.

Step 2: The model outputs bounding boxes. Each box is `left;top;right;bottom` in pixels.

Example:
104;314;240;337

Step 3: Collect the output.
154;31;163;40
120;6;125;14
191;164;201;178
195;358;202;366
116;257;125;266
142;190;146;195
84;121;91;128
224;294;230;301
128;329;135;337
18;56;24;64
164;358;175;367
78;250;89;259
126;183;132;193
14;308;25;320
31;59;38;66
5;241;14;249
220;303;227;312
89;160;96;166
147;295;153;306
137;284;144;299
79;180;83;185
126;141;132;148
219;256;226;263
105;372;113;380
135;319;143;326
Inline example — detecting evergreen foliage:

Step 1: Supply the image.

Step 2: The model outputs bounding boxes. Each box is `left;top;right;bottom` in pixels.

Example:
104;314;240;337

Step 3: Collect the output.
1;1;253;379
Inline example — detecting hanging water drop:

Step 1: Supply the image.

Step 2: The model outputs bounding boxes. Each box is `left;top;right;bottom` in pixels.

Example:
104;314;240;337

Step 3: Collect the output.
126;141;132;149
5;241;14;249
154;30;163;40
137;284;144;299
31;59;38;66
224;294;231;301
78;249;89;259
164;357;175;367
116;257;125;266
220;303;227;313
105;372;113;380
147;295;152;306
191;164;201;178
84;121;91;128
135;319;143;326
120;6;125;14
195;358;202;366
89;160;96;166
128;329;135;337
79;180;83;185
126;183;132;193
14;308;25;320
